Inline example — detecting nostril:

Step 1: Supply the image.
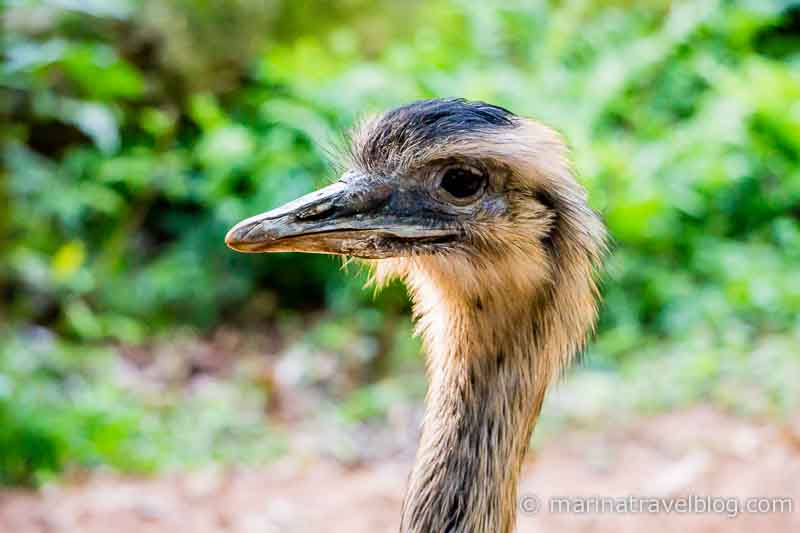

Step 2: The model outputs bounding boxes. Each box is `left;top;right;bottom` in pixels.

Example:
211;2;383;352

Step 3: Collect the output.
335;182;393;218
295;199;336;221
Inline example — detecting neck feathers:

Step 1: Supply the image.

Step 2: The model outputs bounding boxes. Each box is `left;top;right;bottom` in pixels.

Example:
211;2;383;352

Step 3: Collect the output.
399;295;548;533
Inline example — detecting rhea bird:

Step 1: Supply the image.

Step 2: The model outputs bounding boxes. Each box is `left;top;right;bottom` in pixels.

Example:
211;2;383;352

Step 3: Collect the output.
226;98;607;533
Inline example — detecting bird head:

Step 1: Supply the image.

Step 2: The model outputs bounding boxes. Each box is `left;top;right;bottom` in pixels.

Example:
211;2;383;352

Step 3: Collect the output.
226;98;605;305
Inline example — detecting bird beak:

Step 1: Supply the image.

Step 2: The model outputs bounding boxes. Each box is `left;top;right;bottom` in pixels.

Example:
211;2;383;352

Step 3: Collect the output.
225;173;458;259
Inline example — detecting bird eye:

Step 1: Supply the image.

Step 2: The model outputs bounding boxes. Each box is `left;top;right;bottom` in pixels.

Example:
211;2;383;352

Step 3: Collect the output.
437;166;487;204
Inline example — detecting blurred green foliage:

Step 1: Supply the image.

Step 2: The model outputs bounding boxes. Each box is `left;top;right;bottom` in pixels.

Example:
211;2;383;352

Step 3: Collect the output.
1;0;799;484
0;326;284;485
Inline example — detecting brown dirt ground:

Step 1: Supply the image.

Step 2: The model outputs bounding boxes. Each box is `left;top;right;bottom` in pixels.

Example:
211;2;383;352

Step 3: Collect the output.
1;405;798;533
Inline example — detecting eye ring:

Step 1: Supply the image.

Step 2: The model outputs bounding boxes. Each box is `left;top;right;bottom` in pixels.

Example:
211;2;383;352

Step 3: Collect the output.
435;164;488;205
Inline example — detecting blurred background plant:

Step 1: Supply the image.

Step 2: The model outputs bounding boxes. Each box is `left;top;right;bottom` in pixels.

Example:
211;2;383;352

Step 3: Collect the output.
1;0;798;485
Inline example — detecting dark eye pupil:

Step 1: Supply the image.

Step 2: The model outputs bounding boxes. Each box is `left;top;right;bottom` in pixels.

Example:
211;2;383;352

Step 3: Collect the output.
440;168;485;199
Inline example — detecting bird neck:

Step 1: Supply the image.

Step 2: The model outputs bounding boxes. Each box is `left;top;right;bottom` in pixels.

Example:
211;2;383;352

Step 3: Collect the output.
399;288;555;533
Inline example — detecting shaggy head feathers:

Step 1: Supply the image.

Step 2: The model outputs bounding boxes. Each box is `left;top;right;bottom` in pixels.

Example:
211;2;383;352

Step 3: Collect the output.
349;98;515;175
